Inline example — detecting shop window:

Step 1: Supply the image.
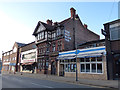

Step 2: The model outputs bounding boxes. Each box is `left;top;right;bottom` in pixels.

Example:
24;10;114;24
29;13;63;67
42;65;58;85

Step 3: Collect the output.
86;58;89;62
74;64;76;72
65;64;76;72
46;62;49;68
80;57;103;74
80;58;85;62
97;63;102;73
81;64;85;72
97;57;102;61
91;57;96;62
86;64;90;72
68;64;70;72
92;63;96;73
65;64;68;72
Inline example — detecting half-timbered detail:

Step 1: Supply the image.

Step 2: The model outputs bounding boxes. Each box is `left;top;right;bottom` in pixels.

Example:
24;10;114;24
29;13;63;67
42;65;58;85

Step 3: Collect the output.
33;8;100;75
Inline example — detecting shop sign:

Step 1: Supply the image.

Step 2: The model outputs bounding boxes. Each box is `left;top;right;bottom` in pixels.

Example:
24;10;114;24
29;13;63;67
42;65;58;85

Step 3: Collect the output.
9;63;16;66
23;59;35;63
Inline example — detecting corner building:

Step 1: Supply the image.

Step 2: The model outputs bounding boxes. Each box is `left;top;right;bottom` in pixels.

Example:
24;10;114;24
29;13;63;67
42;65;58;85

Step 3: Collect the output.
32;8;100;75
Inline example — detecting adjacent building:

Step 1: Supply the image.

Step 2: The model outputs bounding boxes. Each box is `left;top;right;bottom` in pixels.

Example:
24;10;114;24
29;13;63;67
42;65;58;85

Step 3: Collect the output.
32;7;100;75
57;39;107;80
102;19;120;80
20;41;37;73
2;42;26;72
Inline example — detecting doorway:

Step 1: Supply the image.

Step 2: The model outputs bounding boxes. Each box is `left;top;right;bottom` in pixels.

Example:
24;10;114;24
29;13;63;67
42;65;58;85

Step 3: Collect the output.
51;61;56;75
113;54;120;80
59;64;64;76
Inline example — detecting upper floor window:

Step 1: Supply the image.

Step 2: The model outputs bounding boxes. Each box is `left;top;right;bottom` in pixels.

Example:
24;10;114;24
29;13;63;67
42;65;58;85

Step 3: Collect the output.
7;52;9;56
47;31;51;39
58;41;62;51
110;24;120;40
13;47;17;53
56;28;61;36
52;42;56;52
10;51;12;55
22;52;36;59
52;32;56;40
37;32;44;40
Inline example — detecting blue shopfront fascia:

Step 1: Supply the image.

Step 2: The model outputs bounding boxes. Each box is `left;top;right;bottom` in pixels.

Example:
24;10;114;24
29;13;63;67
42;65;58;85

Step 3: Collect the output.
9;63;16;66
57;46;106;60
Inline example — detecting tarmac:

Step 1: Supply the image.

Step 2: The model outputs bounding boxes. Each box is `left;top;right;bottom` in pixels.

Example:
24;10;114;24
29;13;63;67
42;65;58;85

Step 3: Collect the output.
2;71;119;89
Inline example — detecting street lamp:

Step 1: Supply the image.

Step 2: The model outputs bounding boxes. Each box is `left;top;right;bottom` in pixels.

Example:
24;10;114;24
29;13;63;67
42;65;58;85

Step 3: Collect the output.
73;14;79;81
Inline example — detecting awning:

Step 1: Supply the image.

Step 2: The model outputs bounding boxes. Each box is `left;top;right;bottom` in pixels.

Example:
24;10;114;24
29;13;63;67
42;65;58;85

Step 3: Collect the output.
57;53;103;60
77;53;103;58
22;62;34;65
57;55;76;60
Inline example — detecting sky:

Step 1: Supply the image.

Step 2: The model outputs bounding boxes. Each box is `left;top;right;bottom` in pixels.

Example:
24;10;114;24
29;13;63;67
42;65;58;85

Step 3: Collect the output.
0;1;118;59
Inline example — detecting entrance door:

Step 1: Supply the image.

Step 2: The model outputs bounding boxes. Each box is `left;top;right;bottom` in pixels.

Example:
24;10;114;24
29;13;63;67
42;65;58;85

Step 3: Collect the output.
113;54;120;79
59;64;64;76
51;61;56;75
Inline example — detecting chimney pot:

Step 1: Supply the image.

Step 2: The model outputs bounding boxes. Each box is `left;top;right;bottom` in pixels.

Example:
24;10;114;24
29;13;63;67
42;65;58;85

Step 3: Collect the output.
70;7;76;19
84;24;88;29
46;19;52;25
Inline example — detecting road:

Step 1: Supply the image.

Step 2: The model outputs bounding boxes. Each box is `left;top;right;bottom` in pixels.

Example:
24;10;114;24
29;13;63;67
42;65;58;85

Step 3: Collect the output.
1;74;102;88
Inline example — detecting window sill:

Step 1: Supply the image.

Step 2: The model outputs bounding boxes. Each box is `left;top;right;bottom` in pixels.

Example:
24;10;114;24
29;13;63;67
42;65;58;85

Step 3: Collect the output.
65;72;76;73
80;72;103;74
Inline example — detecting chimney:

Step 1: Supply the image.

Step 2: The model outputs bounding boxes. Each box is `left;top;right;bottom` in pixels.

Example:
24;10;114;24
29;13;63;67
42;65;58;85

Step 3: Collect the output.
70;7;76;19
46;19;52;25
84;24;88;29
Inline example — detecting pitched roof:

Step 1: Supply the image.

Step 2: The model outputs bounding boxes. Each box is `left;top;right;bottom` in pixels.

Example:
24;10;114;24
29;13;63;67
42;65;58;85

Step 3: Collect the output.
59;17;71;25
40;21;54;30
21;41;36;52
78;39;105;46
16;42;26;47
33;21;55;35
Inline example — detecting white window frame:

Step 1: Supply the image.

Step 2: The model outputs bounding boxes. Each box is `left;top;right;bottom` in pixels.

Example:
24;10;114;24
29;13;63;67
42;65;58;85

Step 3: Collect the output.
110;26;120;41
80;57;104;74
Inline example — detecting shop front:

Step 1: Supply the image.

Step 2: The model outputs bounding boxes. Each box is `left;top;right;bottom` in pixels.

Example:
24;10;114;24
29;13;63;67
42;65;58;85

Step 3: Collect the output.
9;63;16;72
2;62;10;71
20;49;37;73
57;46;108;80
21;61;36;73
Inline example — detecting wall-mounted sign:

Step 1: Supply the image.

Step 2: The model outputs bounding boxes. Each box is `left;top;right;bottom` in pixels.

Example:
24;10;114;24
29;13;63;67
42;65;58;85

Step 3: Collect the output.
64;30;71;42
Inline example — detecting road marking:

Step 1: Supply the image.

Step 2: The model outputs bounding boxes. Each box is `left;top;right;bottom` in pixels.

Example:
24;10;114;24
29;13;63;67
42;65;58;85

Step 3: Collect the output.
31;82;53;88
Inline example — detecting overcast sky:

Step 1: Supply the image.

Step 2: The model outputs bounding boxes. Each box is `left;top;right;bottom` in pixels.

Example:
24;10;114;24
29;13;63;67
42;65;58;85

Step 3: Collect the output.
0;1;118;59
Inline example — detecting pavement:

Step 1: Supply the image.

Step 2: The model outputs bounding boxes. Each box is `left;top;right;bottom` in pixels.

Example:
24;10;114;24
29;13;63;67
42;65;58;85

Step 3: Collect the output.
2;74;98;88
2;71;119;89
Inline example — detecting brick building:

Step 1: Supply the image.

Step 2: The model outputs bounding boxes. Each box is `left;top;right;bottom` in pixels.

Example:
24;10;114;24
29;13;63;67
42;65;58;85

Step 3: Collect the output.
20;41;37;73
2;42;26;72
32;7;100;75
102;19;120;80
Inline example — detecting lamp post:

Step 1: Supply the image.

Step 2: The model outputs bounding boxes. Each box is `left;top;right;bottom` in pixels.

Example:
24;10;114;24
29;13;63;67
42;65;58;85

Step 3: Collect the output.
73;14;79;81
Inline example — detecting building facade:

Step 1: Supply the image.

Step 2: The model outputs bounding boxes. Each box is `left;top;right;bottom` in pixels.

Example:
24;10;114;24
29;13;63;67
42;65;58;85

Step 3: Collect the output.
20;41;37;73
32;8;100;75
102;19;120;80
2;42;26;72
57;39;107;80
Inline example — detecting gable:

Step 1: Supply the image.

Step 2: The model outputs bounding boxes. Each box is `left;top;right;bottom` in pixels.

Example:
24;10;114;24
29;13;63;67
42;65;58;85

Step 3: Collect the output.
12;42;18;52
36;23;46;33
